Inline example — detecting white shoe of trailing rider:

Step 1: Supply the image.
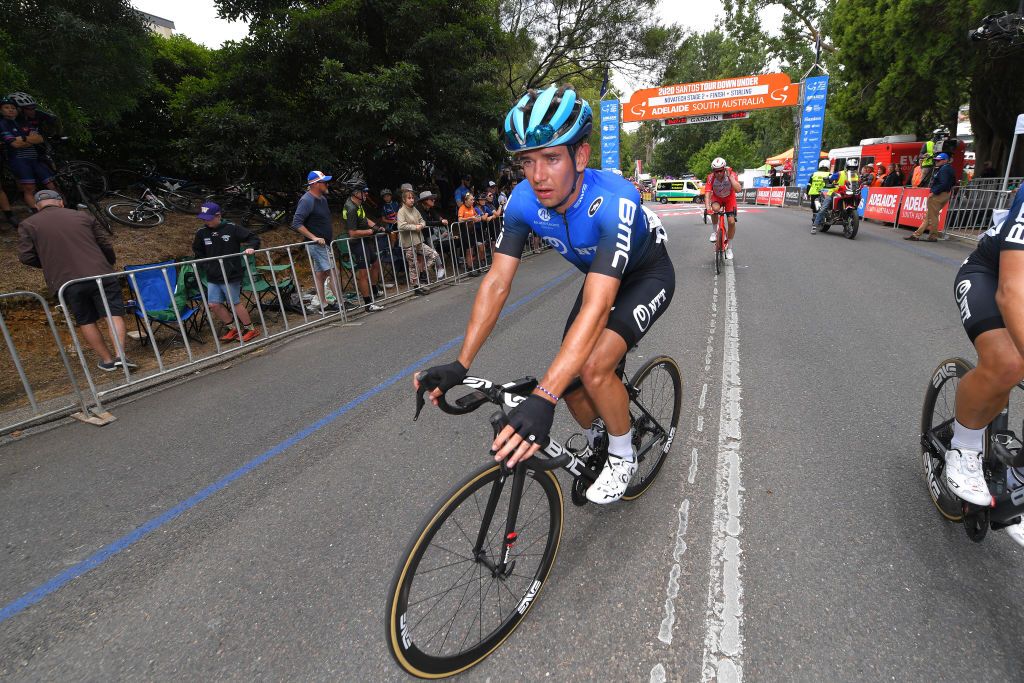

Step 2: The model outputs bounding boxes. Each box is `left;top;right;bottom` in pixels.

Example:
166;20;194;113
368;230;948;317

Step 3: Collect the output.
1004;517;1024;548
944;448;991;506
725;247;734;260
811;225;817;234
585;453;637;504
709;232;717;242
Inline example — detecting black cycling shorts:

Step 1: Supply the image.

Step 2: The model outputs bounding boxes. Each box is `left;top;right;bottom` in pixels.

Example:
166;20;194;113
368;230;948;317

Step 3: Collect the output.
65;278;125;326
563;251;675;349
955;263;1005;342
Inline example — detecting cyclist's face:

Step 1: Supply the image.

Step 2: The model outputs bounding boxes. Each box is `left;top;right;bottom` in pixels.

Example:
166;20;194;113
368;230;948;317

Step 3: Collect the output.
0;104;16;119
518;144;588;208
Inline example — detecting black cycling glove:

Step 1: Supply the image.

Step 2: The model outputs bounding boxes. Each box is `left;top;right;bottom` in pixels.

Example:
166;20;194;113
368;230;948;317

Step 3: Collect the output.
418;360;468;394
506;394;556;448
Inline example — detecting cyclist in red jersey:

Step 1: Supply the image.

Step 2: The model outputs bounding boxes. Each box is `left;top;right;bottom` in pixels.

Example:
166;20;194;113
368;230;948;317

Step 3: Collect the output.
704;157;742;260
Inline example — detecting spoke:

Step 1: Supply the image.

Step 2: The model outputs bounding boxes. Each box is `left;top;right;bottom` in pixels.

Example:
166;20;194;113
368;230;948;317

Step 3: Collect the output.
428;562;486;653
414;556;475;576
421;542;474;562
408;568;480;611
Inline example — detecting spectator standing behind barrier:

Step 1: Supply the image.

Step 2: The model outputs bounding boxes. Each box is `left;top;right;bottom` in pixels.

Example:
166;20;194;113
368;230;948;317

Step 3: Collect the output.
17;189;136;372
882;163;904;187
380;189;399;234
397;189;441;296
454;174;472;206
911;163;924;188
859;164;875;190
0;97;57;211
292;170;342;314
342;186;386;313
457;192;481;276
192;202;261;342
905;153;956;242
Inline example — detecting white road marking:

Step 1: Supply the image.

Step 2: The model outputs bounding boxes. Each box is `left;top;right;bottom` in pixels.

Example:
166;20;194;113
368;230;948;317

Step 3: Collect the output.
701;262;745;681
657;499;690;644
699;382;708;410
696;415;704;432
650;662;667;682
688;448;698;485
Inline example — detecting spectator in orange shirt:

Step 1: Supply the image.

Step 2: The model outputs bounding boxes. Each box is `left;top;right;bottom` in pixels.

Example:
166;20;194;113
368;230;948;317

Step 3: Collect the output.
457;192;481;276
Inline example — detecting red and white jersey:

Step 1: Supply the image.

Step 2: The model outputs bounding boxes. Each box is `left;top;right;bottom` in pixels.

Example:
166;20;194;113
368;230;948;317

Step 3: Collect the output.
705;170;739;200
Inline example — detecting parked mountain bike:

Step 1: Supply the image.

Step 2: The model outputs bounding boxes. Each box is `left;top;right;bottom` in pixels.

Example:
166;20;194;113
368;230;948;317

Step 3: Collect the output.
711;208;728;275
921;357;1024;540
51;160;112;235
103;186;171;228
387;353;682;678
40;137;107;202
107;162;209;214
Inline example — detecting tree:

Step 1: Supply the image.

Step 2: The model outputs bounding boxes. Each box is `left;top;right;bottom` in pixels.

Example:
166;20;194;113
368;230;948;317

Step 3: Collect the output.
496;0;677;98
173;0;508;189
688;127;762;178
0;0;153;145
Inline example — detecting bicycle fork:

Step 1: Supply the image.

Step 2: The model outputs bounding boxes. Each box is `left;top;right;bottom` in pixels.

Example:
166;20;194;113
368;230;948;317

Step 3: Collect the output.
472;463;526;579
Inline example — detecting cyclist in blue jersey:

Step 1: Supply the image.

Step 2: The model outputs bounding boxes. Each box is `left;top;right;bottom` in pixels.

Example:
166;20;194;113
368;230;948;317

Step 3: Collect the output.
947;185;1024;545
416;84;675;503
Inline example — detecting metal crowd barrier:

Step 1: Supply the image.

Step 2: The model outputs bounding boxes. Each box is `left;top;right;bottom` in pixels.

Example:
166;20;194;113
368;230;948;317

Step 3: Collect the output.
0;291;106;436
3;219;554;432
942;185;1017;241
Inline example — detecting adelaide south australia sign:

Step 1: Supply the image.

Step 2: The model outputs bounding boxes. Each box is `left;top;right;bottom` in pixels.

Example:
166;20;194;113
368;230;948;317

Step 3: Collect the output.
623;73;800;123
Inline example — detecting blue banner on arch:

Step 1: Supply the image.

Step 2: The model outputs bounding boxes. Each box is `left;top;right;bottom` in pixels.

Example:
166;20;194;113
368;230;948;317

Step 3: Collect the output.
796;76;829;188
600;99;620;172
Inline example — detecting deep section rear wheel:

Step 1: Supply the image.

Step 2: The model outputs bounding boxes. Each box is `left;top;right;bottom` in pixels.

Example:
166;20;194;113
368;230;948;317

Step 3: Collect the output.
920;357;973;522
623;355;682;500
387;463;562;679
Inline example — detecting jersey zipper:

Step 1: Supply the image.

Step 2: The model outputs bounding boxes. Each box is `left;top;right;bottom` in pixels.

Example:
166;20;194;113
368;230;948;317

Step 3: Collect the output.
561;212;585;270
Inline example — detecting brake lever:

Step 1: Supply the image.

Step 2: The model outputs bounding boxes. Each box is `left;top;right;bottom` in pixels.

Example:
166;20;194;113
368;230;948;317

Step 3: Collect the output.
413;372;428;421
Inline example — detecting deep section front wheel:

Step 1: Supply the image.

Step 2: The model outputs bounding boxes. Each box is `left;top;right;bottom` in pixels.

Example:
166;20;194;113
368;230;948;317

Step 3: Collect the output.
623;355;683;500
920;357;973;522
387;463;563;679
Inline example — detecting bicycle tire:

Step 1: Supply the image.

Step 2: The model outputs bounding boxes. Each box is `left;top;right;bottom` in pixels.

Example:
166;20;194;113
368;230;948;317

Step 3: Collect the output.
86;200;114;235
623;355;683;500
844;209;859;239
387;463;563;679
920;357;973;522
161;189;203;214
63;161;108;201
105;201;164;228
715;239;722;275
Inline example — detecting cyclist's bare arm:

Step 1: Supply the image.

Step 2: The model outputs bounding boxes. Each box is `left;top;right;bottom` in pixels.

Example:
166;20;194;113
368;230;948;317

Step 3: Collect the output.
416;252;520;404
996;251;1024;356
729;169;741;192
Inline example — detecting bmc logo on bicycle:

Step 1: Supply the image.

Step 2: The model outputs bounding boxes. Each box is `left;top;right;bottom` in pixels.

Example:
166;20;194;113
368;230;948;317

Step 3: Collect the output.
517;580;542;614
399;612;412;649
932;362;958;388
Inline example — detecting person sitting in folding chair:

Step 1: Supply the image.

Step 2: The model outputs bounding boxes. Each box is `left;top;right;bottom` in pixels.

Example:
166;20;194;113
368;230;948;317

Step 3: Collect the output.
192;202;261;343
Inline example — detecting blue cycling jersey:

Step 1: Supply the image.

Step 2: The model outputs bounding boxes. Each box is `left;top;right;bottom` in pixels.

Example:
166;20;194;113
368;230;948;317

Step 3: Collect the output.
966;185;1024;274
495;168;666;278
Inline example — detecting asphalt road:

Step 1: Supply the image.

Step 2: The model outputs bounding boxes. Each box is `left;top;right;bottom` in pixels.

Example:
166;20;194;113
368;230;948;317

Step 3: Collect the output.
2;200;1021;682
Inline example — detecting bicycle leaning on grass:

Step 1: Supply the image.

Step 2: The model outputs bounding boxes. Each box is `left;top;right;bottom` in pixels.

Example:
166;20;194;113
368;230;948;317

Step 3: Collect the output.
386;351;682;678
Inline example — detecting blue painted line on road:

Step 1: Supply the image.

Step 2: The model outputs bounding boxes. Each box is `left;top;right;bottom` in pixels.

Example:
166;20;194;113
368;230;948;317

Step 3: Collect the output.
0;266;577;625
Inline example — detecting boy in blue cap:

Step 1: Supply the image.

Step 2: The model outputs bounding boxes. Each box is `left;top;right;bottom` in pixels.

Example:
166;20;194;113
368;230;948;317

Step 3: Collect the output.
192;202;261;342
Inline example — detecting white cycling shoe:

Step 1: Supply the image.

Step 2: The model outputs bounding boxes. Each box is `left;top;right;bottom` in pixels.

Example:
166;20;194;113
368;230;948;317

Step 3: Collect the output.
725;247;734;260
586;453;637;504
709;232;717;242
1003;518;1024;548
944;448;992;506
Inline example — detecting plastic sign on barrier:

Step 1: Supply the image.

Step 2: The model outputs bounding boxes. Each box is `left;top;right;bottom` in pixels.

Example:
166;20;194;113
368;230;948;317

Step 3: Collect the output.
897;188;949;229
623;73;801;123
863;188;902;223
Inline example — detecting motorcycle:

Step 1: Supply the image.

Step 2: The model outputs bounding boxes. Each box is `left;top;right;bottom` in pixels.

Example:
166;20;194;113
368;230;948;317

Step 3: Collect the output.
817;184;860;239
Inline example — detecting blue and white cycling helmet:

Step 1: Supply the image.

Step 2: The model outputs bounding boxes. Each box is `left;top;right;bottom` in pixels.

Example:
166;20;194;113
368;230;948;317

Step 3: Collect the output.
503;84;593;153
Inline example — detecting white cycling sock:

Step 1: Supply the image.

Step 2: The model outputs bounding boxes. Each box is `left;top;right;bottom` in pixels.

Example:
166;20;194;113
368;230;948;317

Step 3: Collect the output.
951;420;985;452
608;430;635;462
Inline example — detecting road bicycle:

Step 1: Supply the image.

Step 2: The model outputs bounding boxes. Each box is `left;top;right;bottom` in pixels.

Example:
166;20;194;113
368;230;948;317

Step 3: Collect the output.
205;182;298;233
51;159;112;235
104;187;171;228
711;208;728;275
41;138;108;201
920;357;1024;540
107;162;209;214
387;353;682;678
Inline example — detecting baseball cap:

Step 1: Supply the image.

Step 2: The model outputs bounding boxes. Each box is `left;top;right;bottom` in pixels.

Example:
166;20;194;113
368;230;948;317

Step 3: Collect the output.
197;202;221;220
34;189;62;202
488;180;496;187
307;170;332;185
934;153;950;161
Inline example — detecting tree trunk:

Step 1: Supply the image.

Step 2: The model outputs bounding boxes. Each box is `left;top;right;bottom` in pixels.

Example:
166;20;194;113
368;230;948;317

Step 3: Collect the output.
970;48;1024;175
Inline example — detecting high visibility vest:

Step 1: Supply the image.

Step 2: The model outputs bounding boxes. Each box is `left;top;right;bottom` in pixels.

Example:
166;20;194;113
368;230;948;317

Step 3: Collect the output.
808;171;828;196
837;170;859;189
921;140;935;168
